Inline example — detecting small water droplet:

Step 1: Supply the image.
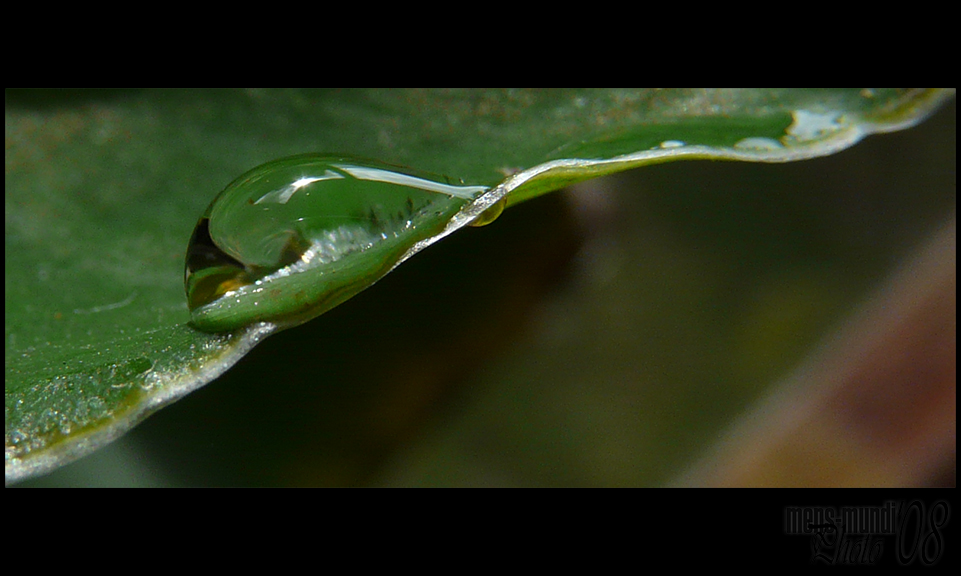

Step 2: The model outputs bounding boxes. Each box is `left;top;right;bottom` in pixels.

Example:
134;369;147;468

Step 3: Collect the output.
734;137;783;151
469;197;507;227
185;155;488;332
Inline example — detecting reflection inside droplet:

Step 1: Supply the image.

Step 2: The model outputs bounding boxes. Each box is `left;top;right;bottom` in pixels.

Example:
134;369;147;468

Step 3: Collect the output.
185;154;489;332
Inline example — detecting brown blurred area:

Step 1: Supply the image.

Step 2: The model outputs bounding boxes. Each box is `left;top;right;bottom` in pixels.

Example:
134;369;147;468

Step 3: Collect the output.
675;217;955;487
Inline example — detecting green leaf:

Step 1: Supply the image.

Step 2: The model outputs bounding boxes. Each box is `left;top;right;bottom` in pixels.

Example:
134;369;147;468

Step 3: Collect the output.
5;89;953;484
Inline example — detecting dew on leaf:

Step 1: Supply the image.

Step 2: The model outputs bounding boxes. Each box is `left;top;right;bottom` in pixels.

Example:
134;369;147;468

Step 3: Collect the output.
734;137;783;151
468;196;507;228
185;154;489;332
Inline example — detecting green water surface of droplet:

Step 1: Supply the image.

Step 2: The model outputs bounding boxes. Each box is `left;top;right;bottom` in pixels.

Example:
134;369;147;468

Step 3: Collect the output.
185;155;488;332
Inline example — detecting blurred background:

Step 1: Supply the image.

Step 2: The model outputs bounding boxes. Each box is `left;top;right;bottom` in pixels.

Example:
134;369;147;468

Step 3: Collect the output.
19;98;955;487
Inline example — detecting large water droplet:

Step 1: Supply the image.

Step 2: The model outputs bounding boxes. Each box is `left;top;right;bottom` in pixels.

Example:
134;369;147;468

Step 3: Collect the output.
185;154;488;332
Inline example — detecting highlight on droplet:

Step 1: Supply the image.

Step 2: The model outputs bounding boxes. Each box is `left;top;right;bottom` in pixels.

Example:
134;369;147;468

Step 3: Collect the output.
185;154;489;332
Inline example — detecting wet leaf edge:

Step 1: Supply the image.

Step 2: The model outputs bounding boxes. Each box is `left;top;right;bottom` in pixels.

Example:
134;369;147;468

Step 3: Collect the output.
5;323;277;485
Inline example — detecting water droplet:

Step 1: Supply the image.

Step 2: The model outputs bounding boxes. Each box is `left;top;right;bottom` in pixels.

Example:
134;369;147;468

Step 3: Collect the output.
185;154;488;332
468;197;507;227
734;137;783;151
